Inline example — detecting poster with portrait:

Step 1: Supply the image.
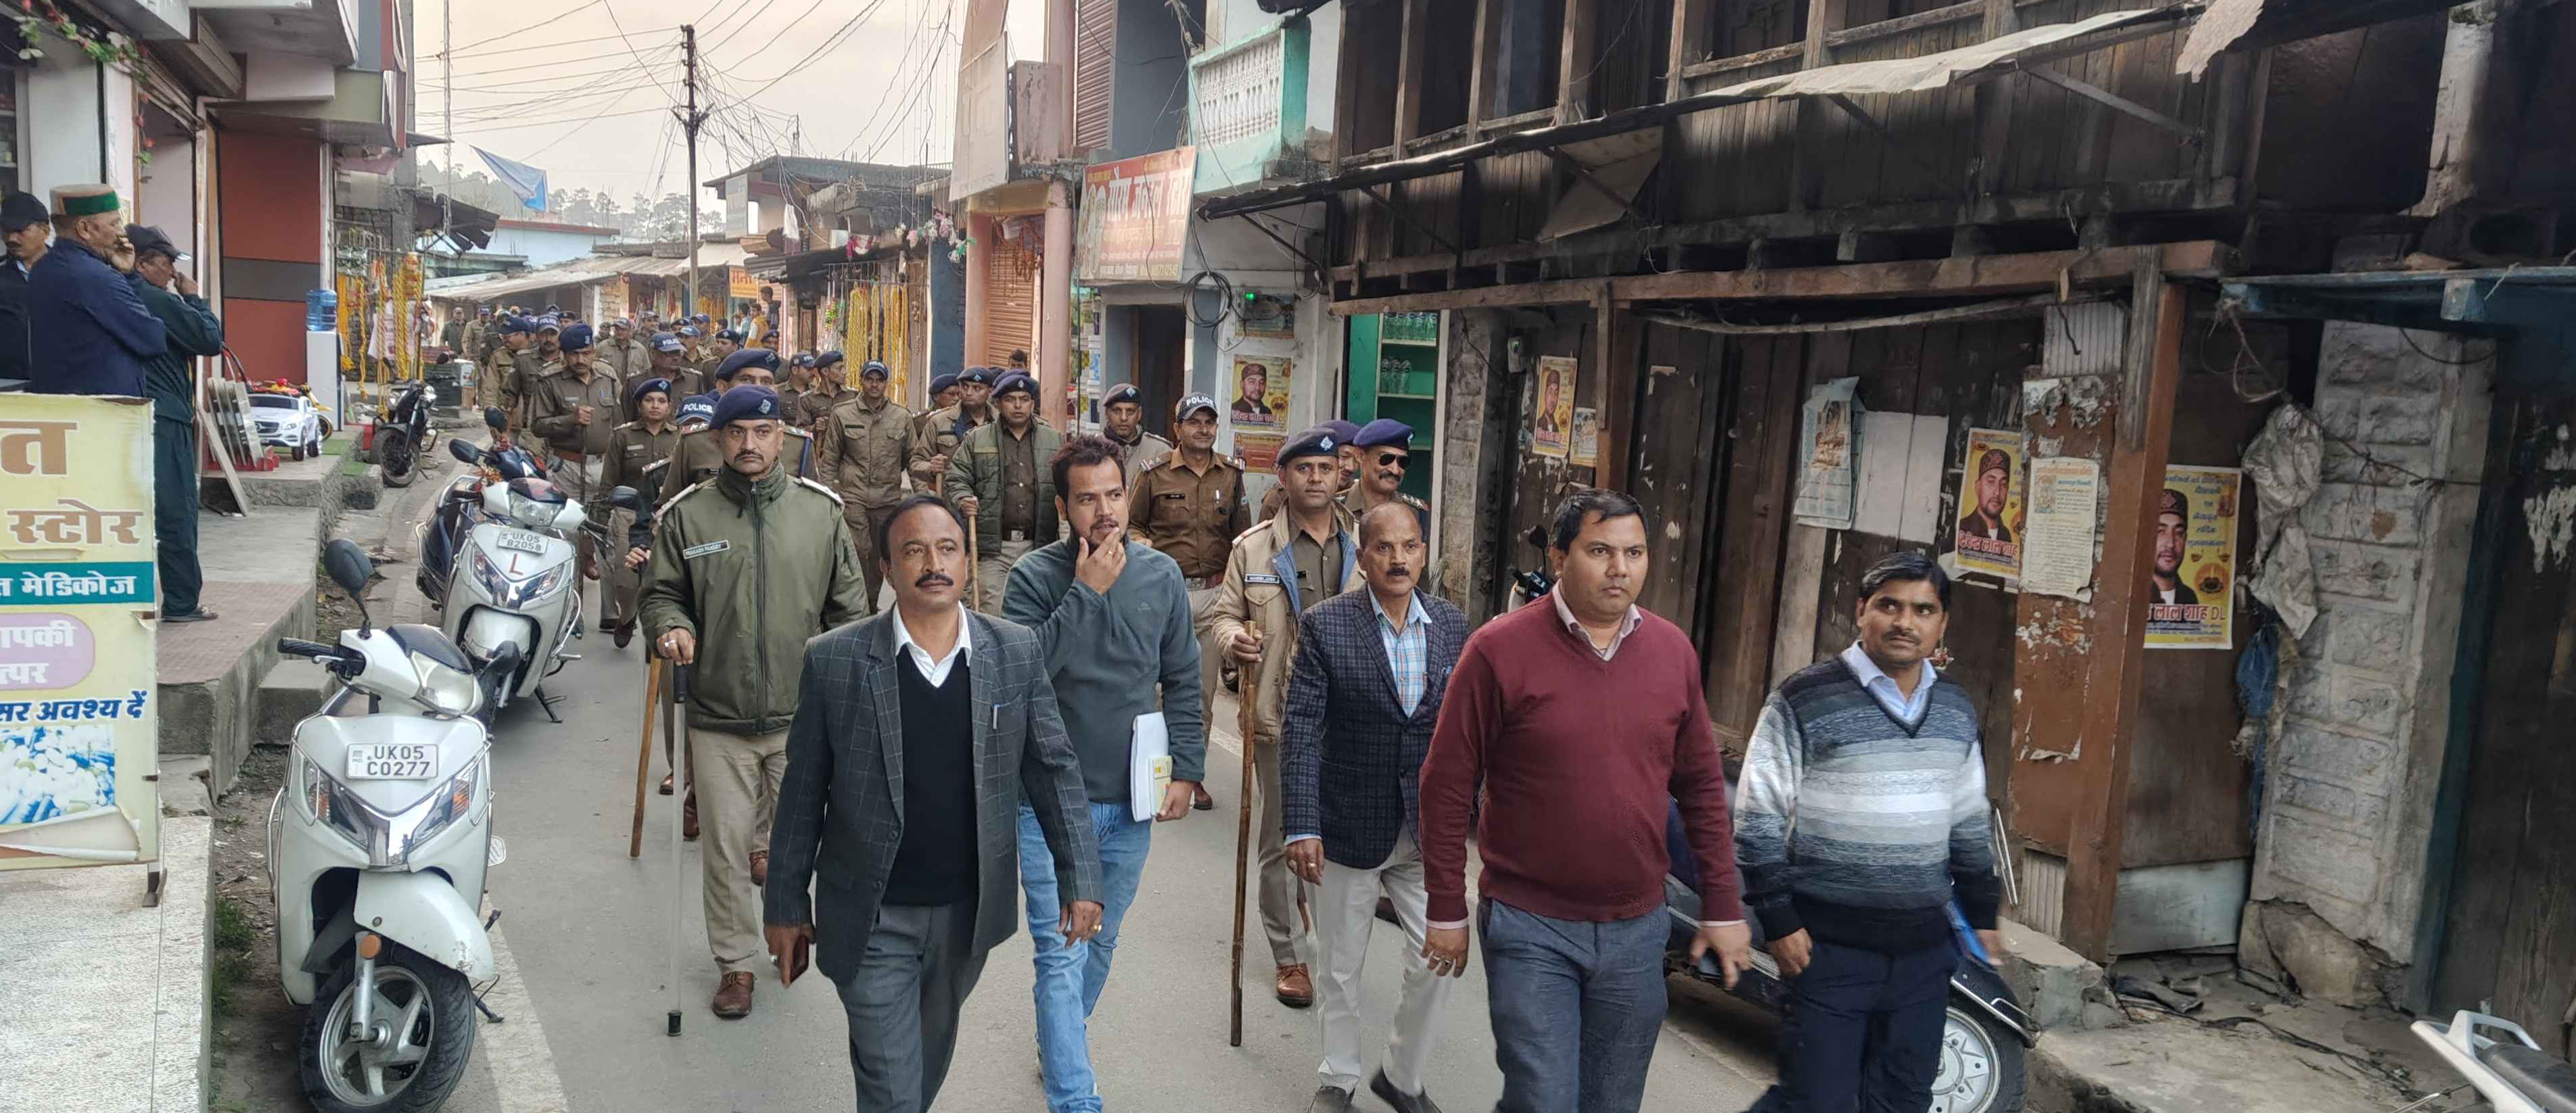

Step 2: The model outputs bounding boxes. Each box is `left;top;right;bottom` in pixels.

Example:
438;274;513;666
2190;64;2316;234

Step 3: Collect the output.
2145;465;2241;650
1568;406;1600;468
0;397;161;870
1948;428;2024;578
1530;356;1576;459
1229;356;1287;431
1793;377;1863;529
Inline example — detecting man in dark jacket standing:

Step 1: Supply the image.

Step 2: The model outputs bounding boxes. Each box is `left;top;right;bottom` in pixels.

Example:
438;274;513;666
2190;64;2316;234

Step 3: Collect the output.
26;185;164;398
1282;504;1470;1113
0;191;49;384
639;384;871;1020
128;226;225;623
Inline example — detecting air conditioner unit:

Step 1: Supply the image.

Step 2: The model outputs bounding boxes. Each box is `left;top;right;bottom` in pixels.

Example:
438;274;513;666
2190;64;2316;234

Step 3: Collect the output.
337;170;390;210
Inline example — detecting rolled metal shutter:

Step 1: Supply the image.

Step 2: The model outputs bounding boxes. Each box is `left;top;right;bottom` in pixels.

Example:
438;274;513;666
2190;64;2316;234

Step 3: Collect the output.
983;239;1039;367
1073;0;1115;153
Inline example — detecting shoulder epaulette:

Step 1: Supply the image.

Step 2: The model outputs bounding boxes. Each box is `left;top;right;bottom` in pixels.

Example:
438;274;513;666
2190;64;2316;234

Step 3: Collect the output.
794;475;845;506
788;425;814;440
657;478;711;520
1232;520;1271;545
612;420;638;432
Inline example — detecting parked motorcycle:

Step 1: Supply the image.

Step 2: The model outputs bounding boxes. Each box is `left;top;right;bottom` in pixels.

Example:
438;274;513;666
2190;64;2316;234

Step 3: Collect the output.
1506;525;1554;611
416;410;548;612
375;379;438;489
267;538;498;1113
1664;807;2034;1113
427;426;618;721
2413;1010;2576;1113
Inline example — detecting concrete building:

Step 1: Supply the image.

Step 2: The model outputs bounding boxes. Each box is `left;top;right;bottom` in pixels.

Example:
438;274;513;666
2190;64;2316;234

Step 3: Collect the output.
484;218;622;268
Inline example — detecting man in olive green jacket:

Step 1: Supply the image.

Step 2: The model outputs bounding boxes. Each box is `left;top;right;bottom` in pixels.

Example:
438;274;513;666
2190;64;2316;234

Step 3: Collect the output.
639;383;871;1020
943;371;1061;613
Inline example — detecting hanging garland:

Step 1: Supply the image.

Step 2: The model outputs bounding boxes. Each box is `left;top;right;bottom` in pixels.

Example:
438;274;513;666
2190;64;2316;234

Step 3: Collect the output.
10;1;142;71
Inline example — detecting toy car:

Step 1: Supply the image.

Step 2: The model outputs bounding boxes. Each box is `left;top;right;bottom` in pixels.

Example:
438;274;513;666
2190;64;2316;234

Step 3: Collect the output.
248;391;329;460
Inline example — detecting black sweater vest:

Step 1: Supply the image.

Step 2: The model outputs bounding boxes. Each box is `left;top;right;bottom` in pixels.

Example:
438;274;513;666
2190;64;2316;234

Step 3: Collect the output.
885;656;979;907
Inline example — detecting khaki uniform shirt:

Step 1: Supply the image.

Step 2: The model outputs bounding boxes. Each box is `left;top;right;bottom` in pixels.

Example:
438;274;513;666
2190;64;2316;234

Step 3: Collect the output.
816;395;914;511
912;403;993;486
1108;430;1174;478
1206;506;1358;745
998;423;1042;539
507;351;557;434
529;365;623;458
600;420;680;497
1129;451;1247;582
657;425;818;509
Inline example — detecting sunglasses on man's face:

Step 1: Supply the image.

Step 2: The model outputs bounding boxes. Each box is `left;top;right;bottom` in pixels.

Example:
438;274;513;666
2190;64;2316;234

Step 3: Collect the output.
1377;452;1410;469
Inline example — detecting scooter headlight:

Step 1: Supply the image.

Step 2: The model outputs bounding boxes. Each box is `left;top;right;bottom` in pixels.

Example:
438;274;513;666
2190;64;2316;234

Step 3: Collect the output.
508;492;558;530
400;757;484;860
300;756;384;855
408;649;482;717
469;548;568;609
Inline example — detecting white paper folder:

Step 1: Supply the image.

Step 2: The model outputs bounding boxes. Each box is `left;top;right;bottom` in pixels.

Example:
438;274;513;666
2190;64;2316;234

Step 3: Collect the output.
1129;712;1172;822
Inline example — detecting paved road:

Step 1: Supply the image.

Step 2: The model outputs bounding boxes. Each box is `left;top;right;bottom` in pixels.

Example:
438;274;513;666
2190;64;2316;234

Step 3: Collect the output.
361;473;1782;1112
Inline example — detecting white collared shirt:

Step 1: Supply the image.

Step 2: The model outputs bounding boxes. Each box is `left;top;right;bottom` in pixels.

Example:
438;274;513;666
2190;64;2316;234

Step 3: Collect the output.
891;604;973;688
1840;641;1936;724
1553;589;1643;660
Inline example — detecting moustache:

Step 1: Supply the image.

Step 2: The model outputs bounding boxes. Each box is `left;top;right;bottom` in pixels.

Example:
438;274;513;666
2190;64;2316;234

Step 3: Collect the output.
1384;566;1409;578
914;572;953;588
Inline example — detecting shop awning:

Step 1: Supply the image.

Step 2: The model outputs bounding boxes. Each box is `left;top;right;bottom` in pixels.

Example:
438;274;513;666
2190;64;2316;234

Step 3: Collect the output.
2176;0;2474;76
446;268;616;303
1201;6;2198;220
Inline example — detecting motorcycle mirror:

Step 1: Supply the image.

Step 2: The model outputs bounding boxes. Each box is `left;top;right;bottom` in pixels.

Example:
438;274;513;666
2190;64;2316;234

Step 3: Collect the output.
321;540;375;634
1524;525;1549;552
484;407;508;431
609;486;641;511
448;439;481;465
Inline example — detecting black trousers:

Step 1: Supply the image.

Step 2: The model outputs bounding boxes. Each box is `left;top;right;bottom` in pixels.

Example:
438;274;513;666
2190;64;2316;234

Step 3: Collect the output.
1750;939;1957;1113
154;417;204;617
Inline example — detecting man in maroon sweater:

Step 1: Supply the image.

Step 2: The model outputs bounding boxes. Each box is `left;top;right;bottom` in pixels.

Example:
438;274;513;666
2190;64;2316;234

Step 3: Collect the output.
1418;488;1752;1113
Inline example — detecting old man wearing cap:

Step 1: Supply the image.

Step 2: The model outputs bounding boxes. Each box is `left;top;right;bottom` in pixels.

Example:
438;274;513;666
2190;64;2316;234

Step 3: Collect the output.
26;184;165;398
1209;425;1359;1010
945;371;1062;613
599;375;680;648
128;224;227;624
529;323;623;576
819;356;916;607
1959;448;2016;545
1100;382;1173;476
1129;391;1246;808
914;365;995;489
0;190;50;383
639;383;870;1020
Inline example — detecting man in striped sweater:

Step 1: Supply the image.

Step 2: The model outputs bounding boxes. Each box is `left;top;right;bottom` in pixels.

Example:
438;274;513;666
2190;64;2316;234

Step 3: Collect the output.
1735;550;2005;1113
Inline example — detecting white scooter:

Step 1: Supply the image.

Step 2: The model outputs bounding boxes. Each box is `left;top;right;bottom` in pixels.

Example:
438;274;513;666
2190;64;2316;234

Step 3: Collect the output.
436;435;602;721
268;539;498;1113
2412;1010;2576;1113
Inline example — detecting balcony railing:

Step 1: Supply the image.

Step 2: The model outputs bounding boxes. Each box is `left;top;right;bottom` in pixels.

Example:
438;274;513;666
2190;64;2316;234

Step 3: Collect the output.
1188;18;1308;196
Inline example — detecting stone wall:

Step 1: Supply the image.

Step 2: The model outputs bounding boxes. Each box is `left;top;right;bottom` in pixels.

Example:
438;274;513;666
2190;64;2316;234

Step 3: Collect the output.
2242;322;2492;1006
1434;310;1512;619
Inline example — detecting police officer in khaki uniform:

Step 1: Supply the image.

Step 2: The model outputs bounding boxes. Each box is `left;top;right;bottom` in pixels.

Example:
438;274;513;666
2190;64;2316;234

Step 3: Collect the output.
495;314;543;437
1340;418;1431;531
1127;392;1243;811
599;375;680;646
1208;425;1356;1010
528;323;622;574
460;306;491;402
1259;418;1362;522
912;365;996;490
801;351;858;430
628;332;705;421
602;317;652;383
1101;382;1173;477
943;371;1060;613
816;356;912;607
655;349;815;508
910;369;963;476
678;324;715;377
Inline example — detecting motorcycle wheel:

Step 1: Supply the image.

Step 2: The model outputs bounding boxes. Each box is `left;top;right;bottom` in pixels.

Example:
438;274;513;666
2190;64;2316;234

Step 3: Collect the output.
298;945;478;1113
1931;1003;2026;1113
379;428;416;488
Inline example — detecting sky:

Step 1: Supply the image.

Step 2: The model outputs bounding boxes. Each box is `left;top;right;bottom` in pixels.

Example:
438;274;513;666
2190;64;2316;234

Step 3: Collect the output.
413;0;1045;201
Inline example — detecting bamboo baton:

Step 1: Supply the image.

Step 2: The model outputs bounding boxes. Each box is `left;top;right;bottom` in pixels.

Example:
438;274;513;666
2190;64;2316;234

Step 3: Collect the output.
1229;663;1260;1047
627;657;663;857
968;514;981;611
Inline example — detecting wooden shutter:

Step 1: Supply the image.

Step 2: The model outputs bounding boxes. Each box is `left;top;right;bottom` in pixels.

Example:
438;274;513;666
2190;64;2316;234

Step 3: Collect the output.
1073;0;1116;153
983;239;1040;367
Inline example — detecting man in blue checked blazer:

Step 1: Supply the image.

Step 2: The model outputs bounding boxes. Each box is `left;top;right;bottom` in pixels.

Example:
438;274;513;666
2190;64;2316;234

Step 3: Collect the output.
1280;504;1471;1113
765;494;1103;1113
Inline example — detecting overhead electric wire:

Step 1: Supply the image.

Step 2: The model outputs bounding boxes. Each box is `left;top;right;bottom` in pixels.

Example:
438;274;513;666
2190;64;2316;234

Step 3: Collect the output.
446;105;670;133
723;0;893;100
440;44;681;80
448;24;682;59
835;0;940;160
603;3;683;102
444;0;606;56
423;51;676;95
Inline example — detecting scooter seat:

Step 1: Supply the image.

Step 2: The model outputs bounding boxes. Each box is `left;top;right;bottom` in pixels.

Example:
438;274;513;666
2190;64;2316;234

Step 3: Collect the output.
2481;1043;2576;1113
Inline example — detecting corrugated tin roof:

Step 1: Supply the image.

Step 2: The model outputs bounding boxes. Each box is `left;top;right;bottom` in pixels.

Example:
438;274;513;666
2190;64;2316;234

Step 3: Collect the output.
1707;9;2178;99
446;268;616;302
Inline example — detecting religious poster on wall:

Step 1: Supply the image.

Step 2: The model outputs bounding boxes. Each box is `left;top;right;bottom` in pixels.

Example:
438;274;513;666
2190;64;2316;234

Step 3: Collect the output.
1229;356;1287;431
2021;456;2101;600
0;399;161;870
1949;428;2024;578
2146;465;2241;650
1793;377;1863;529
1530;356;1576;459
1568;406;1600;468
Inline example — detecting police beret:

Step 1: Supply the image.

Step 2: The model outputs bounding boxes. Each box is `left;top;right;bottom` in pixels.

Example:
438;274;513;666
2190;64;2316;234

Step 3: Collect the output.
812;350;845;370
1104;383;1142;408
711;385;787;427
860;360;887;379
993;372;1036;398
713;348;782;383
1353;418;1413;450
959;366;993;386
677;394;717;425
791;352;816;369
558;323;594;352
1175;393;1219;422
1277;426;1342;466
500;315;532;335
653;331;683;353
1318;419;1361;445
929;370;959;394
2160;488;2189;518
1978;448;2011;478
691;312;710;323
715;329;742;343
630;377;674;404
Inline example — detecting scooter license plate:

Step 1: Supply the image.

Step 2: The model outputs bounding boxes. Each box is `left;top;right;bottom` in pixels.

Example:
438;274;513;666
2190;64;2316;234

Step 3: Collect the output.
494;531;547;554
347;744;438;780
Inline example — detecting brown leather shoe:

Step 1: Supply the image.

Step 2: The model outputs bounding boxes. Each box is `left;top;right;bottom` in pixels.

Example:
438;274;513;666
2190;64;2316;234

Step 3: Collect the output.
1192;783;1214;811
1275;964;1314;1008
749;849;768;886
711;972;754;1019
682;791;699;840
658;772;674;796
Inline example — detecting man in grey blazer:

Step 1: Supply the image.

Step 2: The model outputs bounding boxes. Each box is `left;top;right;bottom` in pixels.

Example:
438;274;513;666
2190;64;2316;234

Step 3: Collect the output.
1282;504;1472;1113
766;493;1104;1113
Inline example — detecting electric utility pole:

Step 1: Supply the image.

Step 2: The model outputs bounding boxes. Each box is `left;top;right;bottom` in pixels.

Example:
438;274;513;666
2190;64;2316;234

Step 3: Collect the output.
681;24;707;319
443;0;454;179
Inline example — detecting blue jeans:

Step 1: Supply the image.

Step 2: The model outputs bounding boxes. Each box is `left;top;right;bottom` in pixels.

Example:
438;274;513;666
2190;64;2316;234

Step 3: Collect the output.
1478;897;1669;1113
1017;800;1152;1113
